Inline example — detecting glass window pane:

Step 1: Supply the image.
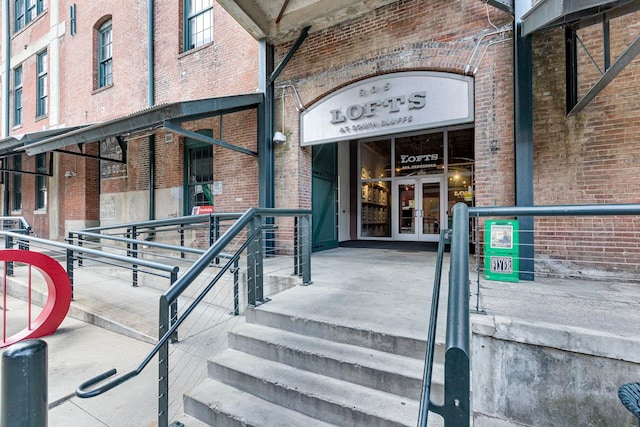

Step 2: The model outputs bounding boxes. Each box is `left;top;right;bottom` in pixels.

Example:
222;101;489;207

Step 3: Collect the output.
360;140;391;180
395;133;444;177
361;181;391;237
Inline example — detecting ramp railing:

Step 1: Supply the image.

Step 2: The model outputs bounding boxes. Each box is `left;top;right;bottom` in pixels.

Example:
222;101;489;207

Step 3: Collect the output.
418;202;470;427
74;208;312;427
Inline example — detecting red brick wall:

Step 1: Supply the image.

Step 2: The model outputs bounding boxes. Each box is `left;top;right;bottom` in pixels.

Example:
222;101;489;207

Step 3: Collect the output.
530;10;640;275
272;0;515;210
56;1;260;225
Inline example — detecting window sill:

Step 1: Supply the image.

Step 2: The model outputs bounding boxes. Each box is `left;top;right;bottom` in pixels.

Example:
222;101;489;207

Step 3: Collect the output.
92;83;113;95
34;209;46;215
178;41;215;59
35;114;48;122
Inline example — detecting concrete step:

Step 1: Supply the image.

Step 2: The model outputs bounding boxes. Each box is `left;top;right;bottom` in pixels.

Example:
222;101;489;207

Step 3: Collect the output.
206;349;420;427
184;378;336;427
227;323;442;401
246;306;430;359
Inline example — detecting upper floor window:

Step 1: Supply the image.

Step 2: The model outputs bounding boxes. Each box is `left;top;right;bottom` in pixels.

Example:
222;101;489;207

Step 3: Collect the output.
35;154;47;210
98;20;113;88
36;50;47;117
13;67;22;126
185;0;213;51
12;155;22;211
14;0;44;32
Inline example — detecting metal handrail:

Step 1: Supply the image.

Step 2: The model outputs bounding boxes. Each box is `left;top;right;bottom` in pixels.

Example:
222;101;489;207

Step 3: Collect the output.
0;216;35;236
418;202;470;427
417;228;450;425
0;231;178;275
469;203;640;217
79;212;244;233
74;207;312;427
76;230;256;398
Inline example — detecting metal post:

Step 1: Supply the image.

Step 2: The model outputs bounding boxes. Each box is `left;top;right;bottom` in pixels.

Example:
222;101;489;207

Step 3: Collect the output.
293;216;299;276
300;214;312;285
2;339;48;427
233;258;239;316
131;226;139;287
158;296;170;427
6;234;13;276
254;215;264;303
179;225;185;259
78;235;84;267
67;247;75;299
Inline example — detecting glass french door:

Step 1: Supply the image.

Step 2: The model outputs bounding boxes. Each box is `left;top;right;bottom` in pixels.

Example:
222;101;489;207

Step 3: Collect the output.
394;177;444;241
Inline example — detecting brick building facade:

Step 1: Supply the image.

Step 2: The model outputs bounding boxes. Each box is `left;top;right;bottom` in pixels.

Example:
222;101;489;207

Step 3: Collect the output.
0;0;259;239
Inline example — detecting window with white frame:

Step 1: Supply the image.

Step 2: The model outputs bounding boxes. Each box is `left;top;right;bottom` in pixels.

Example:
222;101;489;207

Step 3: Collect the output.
14;67;22;126
98;20;113;88
36;50;47;117
184;0;213;51
35;154;46;210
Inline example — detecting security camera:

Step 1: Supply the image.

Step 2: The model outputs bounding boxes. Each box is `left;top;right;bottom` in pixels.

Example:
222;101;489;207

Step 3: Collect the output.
273;131;287;143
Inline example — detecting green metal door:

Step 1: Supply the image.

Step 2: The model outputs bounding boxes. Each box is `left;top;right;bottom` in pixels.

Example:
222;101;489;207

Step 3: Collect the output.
312;144;338;251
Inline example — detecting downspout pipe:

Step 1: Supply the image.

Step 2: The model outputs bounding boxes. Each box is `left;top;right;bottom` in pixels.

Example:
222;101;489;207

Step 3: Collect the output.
147;0;154;107
147;0;156;238
4;0;11;215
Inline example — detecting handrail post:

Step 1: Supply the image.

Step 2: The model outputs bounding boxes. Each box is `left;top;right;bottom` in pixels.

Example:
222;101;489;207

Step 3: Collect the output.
78;235;84;267
233;258;239;315
158;296;170;427
169;271;178;343
300;214;312;285
131;226;139;287
443;203;470;426
66;247;75;299
255;214;264;303
5;234;13;276
179;224;185;259
293;216;299;276
246;214;263;306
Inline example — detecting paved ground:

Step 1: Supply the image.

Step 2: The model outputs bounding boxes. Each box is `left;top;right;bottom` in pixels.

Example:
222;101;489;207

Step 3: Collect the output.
0;247;639;426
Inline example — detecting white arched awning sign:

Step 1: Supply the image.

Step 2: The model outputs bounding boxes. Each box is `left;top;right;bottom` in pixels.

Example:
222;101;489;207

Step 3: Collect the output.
300;71;474;147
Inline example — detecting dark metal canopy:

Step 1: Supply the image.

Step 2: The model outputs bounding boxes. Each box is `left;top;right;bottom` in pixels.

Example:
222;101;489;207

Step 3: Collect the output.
0;126;87;156
521;0;639;36
19;93;264;158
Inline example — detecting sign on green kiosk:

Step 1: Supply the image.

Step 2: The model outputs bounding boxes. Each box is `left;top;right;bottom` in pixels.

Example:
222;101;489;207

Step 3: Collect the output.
484;219;519;282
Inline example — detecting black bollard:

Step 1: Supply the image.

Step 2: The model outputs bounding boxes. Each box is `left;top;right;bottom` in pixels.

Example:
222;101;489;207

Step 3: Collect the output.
1;339;48;427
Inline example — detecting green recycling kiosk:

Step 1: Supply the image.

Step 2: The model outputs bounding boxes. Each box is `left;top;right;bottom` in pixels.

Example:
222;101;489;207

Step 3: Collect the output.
484;219;519;282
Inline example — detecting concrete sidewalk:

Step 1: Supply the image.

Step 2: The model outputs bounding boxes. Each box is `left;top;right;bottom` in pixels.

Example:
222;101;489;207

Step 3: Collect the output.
1;247;639;426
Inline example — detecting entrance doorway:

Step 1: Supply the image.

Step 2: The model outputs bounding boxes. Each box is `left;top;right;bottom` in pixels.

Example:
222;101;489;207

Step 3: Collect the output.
394;177;444;241
312;144;338;251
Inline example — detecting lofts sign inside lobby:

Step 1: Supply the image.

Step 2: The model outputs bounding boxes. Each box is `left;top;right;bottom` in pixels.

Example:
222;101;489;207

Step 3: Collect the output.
301;71;474;146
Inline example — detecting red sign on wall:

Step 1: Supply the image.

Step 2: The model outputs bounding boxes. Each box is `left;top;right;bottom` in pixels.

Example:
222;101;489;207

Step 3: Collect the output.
191;205;215;215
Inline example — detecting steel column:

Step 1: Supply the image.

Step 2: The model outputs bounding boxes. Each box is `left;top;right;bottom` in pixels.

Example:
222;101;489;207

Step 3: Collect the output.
514;3;535;280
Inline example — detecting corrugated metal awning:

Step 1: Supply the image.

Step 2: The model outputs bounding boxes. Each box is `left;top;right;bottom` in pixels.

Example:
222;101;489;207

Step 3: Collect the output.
20;93;264;156
0;126;88;155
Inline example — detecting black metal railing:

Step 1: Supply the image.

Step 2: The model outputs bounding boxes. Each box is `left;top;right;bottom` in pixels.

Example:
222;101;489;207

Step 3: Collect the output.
75;208;312;427
1;231;180;300
418;202;640;426
418;202;470;427
469;203;640;311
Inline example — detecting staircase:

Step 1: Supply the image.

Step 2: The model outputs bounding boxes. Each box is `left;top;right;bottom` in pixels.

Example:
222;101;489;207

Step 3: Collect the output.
183;287;445;427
